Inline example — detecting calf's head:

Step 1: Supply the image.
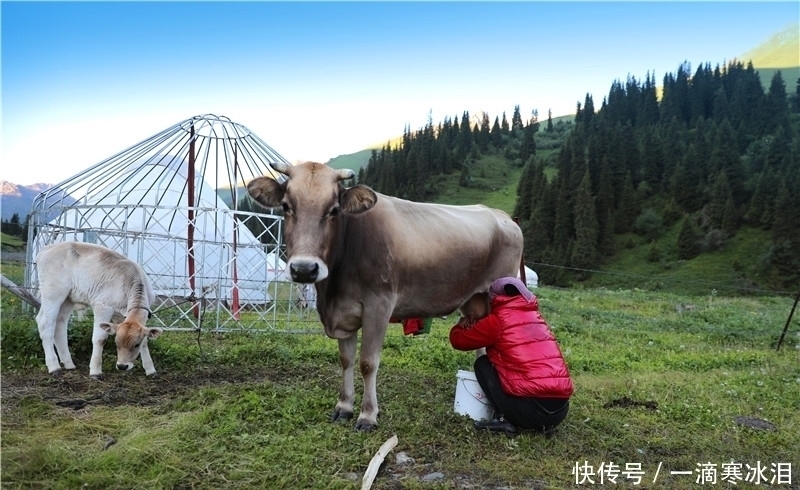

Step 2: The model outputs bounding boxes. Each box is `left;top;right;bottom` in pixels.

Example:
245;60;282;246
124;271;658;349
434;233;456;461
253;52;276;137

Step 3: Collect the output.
247;162;378;283
100;320;163;371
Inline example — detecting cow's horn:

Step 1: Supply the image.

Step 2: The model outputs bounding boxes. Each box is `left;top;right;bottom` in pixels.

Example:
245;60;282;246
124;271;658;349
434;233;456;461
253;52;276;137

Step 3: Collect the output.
336;169;355;181
270;162;292;176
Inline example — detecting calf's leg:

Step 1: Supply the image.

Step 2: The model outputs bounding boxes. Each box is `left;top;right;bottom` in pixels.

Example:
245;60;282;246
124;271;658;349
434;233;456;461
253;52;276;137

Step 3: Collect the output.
53;302;76;370
89;306;114;377
36;302;65;374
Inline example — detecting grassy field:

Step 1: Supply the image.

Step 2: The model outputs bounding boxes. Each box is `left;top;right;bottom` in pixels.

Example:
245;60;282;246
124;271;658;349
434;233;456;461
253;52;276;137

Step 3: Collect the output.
2;250;799;489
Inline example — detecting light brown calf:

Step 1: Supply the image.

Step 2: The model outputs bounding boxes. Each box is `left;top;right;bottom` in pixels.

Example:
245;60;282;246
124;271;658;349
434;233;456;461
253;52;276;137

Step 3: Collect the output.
35;242;162;378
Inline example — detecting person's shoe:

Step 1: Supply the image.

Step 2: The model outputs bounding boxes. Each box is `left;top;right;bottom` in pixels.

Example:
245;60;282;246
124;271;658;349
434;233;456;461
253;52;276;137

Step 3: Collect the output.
474;418;517;435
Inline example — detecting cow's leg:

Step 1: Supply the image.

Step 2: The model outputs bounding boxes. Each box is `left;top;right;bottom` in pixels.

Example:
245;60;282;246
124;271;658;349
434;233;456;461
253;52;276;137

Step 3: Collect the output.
89;306;114;378
331;334;357;423
36;300;67;374
53;301;76;370
355;321;389;432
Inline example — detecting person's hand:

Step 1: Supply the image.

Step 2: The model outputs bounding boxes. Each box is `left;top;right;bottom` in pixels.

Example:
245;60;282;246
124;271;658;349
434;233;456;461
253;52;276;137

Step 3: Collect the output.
456;316;474;328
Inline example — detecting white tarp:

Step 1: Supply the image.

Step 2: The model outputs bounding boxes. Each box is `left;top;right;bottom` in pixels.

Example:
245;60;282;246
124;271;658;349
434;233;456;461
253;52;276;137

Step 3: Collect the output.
34;154;284;304
520;265;538;288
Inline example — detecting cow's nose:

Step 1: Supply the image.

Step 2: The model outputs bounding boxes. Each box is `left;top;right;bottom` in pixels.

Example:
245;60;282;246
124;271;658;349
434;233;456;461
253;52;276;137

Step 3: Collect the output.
117;363;131;371
290;262;319;283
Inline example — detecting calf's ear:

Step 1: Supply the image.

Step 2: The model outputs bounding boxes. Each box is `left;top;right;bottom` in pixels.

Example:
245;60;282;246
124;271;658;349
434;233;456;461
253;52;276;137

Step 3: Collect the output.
340;185;377;214
99;322;118;335
247;177;284;208
147;327;164;340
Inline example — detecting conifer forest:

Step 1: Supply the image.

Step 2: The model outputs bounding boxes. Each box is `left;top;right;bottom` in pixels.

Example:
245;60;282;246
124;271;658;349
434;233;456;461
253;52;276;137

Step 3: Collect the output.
358;61;800;290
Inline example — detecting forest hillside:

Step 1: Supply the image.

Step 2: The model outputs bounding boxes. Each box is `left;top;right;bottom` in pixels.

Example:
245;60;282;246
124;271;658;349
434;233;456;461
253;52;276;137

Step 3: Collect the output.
357;59;800;295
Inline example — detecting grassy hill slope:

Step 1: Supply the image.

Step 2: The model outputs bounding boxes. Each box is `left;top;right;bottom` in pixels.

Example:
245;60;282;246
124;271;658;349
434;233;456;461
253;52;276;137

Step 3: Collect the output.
581;224;776;296
741;22;800;89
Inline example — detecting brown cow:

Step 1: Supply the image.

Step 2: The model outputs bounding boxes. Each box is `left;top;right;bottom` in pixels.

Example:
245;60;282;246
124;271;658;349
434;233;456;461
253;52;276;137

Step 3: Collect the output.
247;162;523;431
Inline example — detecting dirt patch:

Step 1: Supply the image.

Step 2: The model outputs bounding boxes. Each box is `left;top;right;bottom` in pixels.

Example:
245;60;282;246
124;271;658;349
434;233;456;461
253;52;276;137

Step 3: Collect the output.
0;363;319;421
603;396;659;411
734;415;777;431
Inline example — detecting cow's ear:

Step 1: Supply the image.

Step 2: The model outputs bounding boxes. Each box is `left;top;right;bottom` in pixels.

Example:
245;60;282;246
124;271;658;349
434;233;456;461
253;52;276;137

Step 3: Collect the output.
247;177;285;208
99;322;118;335
340;185;377;214
147;327;164;340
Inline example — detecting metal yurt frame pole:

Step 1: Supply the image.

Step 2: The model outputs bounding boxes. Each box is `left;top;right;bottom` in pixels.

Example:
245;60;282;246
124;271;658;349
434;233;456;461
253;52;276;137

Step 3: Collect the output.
188;124;198;319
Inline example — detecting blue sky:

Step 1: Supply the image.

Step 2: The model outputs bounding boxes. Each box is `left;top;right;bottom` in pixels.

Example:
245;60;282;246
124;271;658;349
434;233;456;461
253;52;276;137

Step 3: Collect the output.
2;1;797;185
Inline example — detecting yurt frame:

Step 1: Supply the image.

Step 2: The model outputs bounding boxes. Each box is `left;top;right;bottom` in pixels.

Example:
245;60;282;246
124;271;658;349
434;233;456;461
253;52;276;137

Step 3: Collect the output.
24;114;319;332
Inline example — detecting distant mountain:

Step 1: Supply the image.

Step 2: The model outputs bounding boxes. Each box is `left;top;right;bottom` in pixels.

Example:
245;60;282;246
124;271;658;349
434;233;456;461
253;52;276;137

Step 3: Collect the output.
0;181;51;221
740;22;800;90
325;134;405;172
326;149;375;172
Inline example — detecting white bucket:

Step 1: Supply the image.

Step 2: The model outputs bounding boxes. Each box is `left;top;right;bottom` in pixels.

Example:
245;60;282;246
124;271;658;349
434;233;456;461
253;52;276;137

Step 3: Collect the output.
454;370;495;421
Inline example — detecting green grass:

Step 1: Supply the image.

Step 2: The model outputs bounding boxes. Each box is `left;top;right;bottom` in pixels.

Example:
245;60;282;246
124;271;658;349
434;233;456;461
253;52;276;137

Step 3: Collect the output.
583;221;778;296
430;155;523;216
1;232;25;251
3;278;798;489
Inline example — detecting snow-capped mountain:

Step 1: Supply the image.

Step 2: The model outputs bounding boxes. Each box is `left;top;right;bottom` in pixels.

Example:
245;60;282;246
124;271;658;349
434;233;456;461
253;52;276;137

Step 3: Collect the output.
0;181;51;221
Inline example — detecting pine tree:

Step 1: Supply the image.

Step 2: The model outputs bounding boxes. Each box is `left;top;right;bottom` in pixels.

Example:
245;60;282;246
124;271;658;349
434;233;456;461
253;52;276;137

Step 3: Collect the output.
765;70;790;133
491;116;503;147
511;105;524;132
513;161;536;220
706;171;732;229
771;172;800;250
571;171;598;278
522;207;549;263
638;72;660;125
598;208;616;256
479;112;491;153
552;176;574;258
677;216;701;260
614;172;639;233
646;240;661;262
641;128;665;192
519;123;537;164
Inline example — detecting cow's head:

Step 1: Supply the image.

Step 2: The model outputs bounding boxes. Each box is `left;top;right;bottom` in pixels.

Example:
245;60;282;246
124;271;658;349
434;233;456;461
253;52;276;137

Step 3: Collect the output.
247;162;377;283
100;318;163;371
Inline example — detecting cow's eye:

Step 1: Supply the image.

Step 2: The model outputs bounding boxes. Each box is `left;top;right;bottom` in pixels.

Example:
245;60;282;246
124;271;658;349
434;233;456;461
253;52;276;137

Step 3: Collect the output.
134;342;141;348
281;202;292;215
329;205;340;218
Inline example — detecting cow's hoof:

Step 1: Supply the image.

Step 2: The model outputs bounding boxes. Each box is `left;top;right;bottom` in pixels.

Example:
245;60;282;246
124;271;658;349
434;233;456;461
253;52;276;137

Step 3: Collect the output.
50;369;64;377
354;420;378;432
90;374;105;381
330;410;354;423
147;372;159;379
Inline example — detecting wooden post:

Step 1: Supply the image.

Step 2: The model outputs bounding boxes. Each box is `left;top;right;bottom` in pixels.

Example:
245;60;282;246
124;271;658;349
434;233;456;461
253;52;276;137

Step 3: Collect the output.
776;286;800;351
1;274;41;309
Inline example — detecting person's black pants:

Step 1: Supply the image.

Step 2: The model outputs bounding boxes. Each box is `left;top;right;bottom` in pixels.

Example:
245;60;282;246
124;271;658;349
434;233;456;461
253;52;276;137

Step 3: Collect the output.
473;355;569;432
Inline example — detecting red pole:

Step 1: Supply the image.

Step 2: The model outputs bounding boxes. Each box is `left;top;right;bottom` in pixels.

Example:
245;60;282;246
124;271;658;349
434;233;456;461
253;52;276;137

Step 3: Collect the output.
188;125;198;318
231;144;240;320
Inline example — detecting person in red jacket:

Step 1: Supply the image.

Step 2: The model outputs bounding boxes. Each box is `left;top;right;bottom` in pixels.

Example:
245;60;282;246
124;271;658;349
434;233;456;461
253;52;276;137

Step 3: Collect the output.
450;276;573;435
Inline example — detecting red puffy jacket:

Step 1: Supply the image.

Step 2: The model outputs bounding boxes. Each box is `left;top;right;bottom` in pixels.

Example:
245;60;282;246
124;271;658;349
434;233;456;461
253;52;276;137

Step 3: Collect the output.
449;294;573;399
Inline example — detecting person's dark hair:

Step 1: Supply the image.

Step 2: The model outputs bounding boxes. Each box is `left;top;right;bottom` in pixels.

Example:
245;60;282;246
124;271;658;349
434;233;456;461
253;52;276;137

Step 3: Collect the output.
504;284;521;296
